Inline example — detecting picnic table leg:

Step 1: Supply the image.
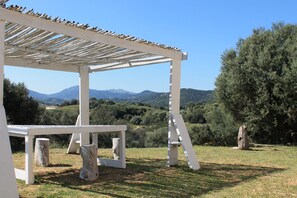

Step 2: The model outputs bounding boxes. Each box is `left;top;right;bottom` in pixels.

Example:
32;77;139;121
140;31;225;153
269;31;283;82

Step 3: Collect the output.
25;135;34;184
92;133;98;150
119;131;126;168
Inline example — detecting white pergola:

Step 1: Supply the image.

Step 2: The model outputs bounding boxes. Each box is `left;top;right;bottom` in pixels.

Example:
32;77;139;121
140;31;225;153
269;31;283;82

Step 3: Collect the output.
0;5;199;197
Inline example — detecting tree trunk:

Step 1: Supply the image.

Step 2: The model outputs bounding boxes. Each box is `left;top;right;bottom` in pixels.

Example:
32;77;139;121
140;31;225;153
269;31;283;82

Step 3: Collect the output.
238;125;249;150
34;138;50;167
112;138;120;160
80;144;99;181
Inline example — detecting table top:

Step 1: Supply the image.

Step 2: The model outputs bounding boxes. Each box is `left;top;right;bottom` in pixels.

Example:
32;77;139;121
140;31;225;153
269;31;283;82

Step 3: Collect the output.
8;125;127;136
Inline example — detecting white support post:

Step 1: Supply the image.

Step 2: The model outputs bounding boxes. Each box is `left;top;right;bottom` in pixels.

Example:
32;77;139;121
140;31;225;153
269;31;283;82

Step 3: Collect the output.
168;117;179;166
169;60;181;114
25;135;34;184
67;115;81;154
79;66;90;145
120;130;126;168
168;60;181;166
168;59;200;170
0;21;19;197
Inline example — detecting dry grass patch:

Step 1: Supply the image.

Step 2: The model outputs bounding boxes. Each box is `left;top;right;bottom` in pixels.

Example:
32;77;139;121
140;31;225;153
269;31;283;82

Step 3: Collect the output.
12;146;297;197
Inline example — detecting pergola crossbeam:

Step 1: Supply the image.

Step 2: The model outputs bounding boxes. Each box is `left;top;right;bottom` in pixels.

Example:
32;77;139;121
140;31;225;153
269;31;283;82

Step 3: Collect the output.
5;57;79;72
90;57;172;72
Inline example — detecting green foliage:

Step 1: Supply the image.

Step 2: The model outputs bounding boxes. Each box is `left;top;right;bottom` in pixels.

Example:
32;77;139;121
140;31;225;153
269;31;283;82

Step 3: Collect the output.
4;79;43;125
182;103;206;124
189;125;213;145
126;126;147;148
145;127;168;147
187;103;238;146
38;108;78;147
116;89;214;108
204;103;238;146
216;23;297;144
4;79;45;151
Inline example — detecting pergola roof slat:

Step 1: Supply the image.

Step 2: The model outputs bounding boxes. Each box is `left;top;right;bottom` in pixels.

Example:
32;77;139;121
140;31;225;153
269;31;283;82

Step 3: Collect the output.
0;5;187;73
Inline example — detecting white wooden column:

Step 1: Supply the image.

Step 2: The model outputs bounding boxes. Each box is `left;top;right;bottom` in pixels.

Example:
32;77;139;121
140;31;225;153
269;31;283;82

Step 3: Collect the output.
168;59;200;170
79;66;90;145
168;60;181;166
0;21;19;197
25;135;34;184
169;60;181;114
120;130;126;168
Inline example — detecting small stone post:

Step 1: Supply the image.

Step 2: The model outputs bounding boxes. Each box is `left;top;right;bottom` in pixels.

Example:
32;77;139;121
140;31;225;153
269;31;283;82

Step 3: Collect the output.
34;138;50;167
80;144;99;181
238;125;249;150
112;138;120;160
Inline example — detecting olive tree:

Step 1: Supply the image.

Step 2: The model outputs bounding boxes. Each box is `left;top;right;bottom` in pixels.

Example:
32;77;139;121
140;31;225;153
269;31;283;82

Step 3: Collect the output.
216;23;297;144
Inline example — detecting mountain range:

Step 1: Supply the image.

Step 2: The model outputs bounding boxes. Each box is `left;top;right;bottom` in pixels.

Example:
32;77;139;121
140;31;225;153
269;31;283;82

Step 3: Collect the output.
29;86;214;107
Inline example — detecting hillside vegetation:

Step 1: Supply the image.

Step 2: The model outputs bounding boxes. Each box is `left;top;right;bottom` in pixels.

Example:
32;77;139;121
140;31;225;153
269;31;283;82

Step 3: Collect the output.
29;86;214;107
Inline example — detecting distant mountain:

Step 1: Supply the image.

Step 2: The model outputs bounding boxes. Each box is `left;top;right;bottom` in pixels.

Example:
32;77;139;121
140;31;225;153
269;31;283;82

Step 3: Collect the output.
29;86;214;107
29;90;49;100
30;86;135;101
118;89;214;107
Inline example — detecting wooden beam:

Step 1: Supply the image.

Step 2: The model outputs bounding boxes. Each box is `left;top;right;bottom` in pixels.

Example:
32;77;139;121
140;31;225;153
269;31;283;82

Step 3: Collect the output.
90;57;172;72
5;57;80;72
0;8;184;60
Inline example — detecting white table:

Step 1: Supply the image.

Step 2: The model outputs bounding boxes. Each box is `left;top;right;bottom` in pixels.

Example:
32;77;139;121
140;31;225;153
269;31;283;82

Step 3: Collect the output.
8;125;127;184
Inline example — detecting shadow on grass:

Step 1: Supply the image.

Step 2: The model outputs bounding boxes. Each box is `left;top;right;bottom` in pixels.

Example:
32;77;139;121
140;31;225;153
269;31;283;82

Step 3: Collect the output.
36;158;285;197
48;163;72;168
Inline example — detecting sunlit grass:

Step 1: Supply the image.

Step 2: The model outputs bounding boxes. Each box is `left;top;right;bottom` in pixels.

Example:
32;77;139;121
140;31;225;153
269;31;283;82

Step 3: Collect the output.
13;146;297;197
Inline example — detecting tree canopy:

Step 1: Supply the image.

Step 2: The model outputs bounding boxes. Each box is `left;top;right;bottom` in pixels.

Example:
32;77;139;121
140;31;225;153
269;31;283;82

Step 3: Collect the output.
4;78;43;124
216;23;297;144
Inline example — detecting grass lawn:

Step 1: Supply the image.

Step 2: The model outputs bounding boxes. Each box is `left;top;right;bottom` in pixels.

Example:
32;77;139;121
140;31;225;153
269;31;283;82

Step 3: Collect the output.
13;145;297;198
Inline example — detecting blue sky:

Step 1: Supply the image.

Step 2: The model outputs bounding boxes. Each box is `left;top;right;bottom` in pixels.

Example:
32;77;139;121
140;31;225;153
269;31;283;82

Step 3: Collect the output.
4;0;297;94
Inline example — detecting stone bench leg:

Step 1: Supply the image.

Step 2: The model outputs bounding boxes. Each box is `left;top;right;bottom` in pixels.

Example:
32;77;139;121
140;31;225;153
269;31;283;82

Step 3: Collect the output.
35;138;50;167
112;138;120;160
80;144;99;181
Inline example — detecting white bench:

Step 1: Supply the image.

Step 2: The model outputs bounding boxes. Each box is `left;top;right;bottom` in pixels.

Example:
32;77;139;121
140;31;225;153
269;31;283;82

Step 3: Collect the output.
8;125;126;184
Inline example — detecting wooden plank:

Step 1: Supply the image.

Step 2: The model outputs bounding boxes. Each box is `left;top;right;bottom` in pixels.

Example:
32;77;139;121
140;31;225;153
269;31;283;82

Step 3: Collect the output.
97;158;125;169
0;8;184;60
8;125;127;136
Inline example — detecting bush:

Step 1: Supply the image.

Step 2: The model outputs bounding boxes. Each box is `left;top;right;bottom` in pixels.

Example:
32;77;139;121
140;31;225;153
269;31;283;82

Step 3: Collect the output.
189;125;213;145
145;127;168;147
204;103;238;146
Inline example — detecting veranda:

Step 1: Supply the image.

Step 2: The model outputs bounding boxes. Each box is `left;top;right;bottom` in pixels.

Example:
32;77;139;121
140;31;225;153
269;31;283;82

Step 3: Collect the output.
0;4;199;197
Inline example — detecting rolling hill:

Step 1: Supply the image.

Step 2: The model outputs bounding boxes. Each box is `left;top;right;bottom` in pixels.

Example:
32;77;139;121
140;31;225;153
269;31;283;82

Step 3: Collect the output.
29;86;214;107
